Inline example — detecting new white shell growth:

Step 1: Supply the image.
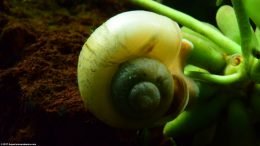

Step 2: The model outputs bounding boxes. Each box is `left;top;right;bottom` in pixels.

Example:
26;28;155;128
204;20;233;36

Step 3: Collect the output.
77;10;190;128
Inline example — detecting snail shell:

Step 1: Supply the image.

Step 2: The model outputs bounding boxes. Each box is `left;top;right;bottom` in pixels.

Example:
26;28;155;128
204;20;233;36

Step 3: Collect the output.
77;10;193;128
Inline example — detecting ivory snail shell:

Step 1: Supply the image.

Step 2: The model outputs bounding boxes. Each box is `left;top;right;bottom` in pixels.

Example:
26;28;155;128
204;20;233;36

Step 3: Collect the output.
77;10;194;128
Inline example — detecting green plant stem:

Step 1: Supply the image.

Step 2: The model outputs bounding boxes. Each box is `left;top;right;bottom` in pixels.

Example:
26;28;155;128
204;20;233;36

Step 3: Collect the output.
130;0;241;55
182;31;226;73
249;58;260;82
185;71;242;85
231;0;260;81
231;0;253;60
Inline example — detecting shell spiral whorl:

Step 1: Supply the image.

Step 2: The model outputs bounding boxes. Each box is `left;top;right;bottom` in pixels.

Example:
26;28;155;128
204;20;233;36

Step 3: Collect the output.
112;57;174;120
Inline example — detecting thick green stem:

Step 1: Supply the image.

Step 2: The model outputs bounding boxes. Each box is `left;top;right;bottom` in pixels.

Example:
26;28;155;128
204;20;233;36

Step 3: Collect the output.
231;0;260;80
231;0;253;60
182;31;226;73
185;71;242;85
130;0;241;55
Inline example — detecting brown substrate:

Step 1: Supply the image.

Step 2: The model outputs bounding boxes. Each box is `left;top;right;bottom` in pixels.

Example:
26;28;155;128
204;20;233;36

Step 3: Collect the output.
0;0;163;145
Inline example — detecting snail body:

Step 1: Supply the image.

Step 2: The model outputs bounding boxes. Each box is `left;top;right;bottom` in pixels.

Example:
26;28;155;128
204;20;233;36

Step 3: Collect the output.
77;10;193;128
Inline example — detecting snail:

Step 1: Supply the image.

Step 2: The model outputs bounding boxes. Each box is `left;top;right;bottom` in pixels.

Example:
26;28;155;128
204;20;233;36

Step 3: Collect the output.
77;10;196;128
